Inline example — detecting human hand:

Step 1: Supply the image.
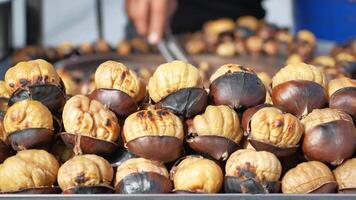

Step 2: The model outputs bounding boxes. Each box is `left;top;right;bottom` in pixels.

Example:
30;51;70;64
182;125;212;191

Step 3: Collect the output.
125;0;177;44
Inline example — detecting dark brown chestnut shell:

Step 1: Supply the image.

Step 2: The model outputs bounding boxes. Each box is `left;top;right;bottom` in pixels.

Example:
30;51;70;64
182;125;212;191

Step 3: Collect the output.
1;187;61;194
186;135;239;161
309;182;338;194
156;87;208;119
8;83;66;115
224;176;280;194
272;80;327;118
126;136;183;163
106;148;137;168
7;128;54;151
63;185;114;194
59;132;118;155
339;188;356;194
89;88;138;117
329;87;356;123
115;172;172;194
210;72;266;112
248;139;298;158
241;103;273;132
0;140;13;163
302;120;356;165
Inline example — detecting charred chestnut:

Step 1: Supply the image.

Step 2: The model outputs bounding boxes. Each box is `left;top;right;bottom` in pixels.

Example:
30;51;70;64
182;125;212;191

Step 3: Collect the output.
186;105;243;161
301;108;356;165
5;59;66;114
123;108;184;163
225;149;281;193
271;62;327;117
282;161;336;193
90;61;145;117
115;158;172;194
149;60;207;118
328;77;356;122
0;150;60;193
4;99;54;151
60;95;120;155
171;155;223;193
246;107;303;157
58;154;114;194
216;41;236;57
209;64;266;111
334;158;356;193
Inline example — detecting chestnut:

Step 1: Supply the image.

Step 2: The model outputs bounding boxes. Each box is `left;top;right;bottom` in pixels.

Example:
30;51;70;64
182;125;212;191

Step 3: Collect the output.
246;107;303;157
328;77;356;122
114;158;172;194
282;161;337;193
185;37;206;55
271;62;327;117
0;81;10;114
246;36;263;55
215;41;235;57
58;154;114;194
5;59;66;114
186;105;243;161
92;39;112;54
235;40;247;55
60;95;120;155
56;42;76;59
301;108;356;165
312;56;336;68
77;42;94;55
203;18;235;50
123;107;184;163
89;61;145;117
257;72;272;99
57;69;80;96
296;30;316;47
0;150;60;194
258;23;277;41
0;116;12;163
148;60;208;118
4;99;54;151
209;64;266;111
333;158;356;193
130;37;150;53
285;54;304;65
116;40;131;56
241;103;273;132
225;149;281;193
236;16;259;33
170;155;223;193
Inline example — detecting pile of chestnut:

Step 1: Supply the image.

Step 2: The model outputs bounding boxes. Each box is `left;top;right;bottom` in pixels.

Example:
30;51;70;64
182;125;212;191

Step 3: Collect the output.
183;16;315;60
0;57;355;195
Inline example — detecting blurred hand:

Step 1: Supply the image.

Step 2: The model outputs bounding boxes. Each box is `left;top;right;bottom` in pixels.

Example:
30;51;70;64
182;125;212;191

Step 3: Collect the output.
125;0;177;44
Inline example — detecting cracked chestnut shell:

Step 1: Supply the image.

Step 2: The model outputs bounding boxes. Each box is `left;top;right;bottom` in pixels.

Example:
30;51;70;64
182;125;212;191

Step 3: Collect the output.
90;61;145;117
209;64;266;111
334;158;356;193
272;62;327;117
123;108;184;163
282;161;336;194
246;107;303;157
328;77;356;123
5;59;66;114
58;154;114;194
114;158;171;194
301;108;356;165
170;155;223;193
61;95;120;155
225;149;281;194
186;105;243;161
149;60;207;118
241;104;273;132
0;150;59;193
4;99;54;151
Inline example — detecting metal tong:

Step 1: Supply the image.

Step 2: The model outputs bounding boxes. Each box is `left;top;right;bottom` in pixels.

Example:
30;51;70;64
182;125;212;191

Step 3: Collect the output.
157;30;192;63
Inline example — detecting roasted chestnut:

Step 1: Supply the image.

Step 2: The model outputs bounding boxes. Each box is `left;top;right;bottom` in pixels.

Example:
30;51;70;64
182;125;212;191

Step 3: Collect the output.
90;61;146;117
0;81;10;114
281;161;337;193
236;16;259;32
262;39;279;56
77;42;93;55
123;108;184;163
148;60;207;118
58;154;114;194
271;62;327;117
186;105;243;161
114;158;172;194
246;36;263;55
116;40;131;56
0;150;60;194
203;18;235;49
5;59;66;114
4;99;54;151
241;103;273;132
0;116;12;163
170;155;223;193
328;77;356;122
92;39;112;54
285;54;304;65
216;41;235;57
57;69;80;96
333;158;356;193
301;108;356;165
56;42;76;58
185;37;206;55
296;30;316;47
130;37;150;53
312;56;336;68
225;149;281;193
246;107;303;157
209;64;266;111
60;95;119;155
